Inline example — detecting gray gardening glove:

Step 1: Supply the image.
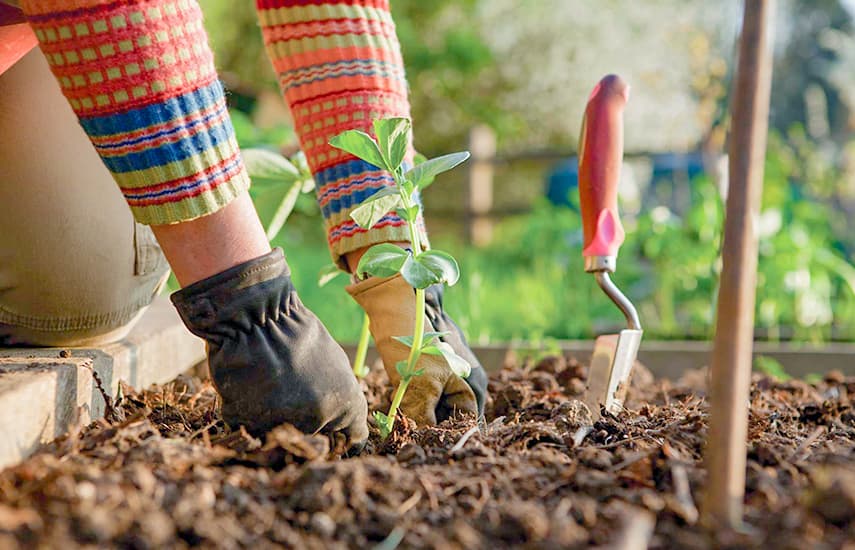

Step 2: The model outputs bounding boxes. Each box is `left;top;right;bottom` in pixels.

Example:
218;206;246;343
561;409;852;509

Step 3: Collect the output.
171;248;368;450
425;283;488;416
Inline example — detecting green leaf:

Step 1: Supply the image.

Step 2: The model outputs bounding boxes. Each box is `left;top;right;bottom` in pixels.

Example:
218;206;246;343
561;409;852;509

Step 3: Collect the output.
417;250;461;286
435;341;472;378
394;204;420;222
329;130;386;170
405;151;470;190
299;177;315;194
754;355;791;381
373;411;392;438
242;148;302;186
394;332;450;352
318;263;343;288
395;360;410;379
356;244;410;278
265;184;302;241
350;188;403;228
400;253;441;289
421;345;442;356
374;117;411;172
361;186;399;202
414;151;428;166
395;207;412;222
290;151;316;193
400;179;416;197
423;331;450;342
392;335;415;347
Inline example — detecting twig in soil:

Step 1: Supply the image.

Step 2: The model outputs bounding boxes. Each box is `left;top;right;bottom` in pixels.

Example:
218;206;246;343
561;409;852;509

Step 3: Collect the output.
443;479;483;498
594;434;647;450
572;425;594;447
397;490;421;515
611;506;656;550
418;475;439;511
537;478;574;499
473;479;491;516
788;426;825;463
372;526;406;550
671;462;699;525
449;425;480;453
188;420;219;441
484;415;506;435
610;451;653;473
593;417;691;450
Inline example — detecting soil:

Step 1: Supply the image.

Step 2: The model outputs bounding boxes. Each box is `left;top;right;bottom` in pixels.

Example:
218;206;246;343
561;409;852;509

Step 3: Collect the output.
0;354;853;549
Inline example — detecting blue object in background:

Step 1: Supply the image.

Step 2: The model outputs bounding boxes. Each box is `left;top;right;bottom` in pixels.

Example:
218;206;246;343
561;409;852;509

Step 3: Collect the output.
650;152;704;183
545;152;707;211
545;157;579;208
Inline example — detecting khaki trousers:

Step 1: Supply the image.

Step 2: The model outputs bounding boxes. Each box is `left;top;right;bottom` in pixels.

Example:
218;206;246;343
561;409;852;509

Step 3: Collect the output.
0;50;169;346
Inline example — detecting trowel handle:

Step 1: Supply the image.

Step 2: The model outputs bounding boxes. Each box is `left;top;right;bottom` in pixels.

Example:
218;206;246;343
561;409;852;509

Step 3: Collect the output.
579;74;629;270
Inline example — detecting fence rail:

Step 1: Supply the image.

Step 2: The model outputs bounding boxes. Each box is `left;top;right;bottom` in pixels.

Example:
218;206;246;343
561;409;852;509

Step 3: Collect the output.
461;125;705;245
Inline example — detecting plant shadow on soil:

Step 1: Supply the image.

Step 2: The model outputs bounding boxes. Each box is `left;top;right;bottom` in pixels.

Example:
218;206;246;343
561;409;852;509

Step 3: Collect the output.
0;355;853;549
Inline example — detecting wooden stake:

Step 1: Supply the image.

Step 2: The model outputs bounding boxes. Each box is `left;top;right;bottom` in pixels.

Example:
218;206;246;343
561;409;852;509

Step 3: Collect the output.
703;0;775;529
466;125;496;246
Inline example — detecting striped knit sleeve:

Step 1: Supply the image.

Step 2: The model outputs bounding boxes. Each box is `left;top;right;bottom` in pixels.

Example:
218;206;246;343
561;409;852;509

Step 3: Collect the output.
20;0;250;225
256;0;428;268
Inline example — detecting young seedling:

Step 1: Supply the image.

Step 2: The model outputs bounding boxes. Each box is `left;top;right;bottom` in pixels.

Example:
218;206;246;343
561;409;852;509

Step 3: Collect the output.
318;263;372;379
330;117;472;438
242;148;315;241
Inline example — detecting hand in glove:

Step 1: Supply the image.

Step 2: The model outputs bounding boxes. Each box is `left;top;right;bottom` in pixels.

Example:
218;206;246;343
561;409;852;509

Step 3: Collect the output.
171;248;368;450
347;274;487;425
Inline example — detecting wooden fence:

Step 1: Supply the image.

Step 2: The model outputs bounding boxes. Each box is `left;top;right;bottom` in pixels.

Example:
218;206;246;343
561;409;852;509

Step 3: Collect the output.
461;125;668;246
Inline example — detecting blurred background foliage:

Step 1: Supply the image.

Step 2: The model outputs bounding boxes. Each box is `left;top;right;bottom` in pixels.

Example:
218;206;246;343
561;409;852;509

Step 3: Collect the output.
198;0;855;344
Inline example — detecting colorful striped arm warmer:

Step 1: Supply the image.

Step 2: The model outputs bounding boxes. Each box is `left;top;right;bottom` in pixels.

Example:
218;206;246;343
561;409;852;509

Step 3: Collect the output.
256;0;428;268
21;0;249;225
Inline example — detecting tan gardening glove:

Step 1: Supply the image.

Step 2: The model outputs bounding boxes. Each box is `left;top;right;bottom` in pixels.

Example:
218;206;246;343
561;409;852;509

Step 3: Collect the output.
347;274;480;425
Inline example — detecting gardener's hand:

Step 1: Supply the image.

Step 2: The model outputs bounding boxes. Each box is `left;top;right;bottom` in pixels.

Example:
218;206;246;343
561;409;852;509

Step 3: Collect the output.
348;274;488;425
424;282;488;414
171;248;368;451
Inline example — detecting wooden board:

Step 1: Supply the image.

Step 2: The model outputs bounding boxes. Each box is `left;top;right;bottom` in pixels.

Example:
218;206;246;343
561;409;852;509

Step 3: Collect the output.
0;298;205;470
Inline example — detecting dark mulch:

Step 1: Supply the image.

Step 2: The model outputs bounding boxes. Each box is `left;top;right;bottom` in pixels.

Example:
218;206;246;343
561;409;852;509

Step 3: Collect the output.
0;354;853;549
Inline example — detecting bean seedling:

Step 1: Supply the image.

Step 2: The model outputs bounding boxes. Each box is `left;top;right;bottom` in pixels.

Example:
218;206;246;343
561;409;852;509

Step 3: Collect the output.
330;117;472;437
318;263;372;379
242;148;315;241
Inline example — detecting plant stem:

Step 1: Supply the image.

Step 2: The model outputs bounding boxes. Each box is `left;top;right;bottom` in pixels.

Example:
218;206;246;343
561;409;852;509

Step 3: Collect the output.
397;165;427;371
380;168;428;437
384;376;410;435
407;218;423;255
383;288;425;435
265;184;301;241
406;288;426;369
394;168;423;254
353;313;371;378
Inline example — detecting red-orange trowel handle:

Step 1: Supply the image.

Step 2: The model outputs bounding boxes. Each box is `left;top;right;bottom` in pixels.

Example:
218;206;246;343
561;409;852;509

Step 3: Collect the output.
579;75;629;267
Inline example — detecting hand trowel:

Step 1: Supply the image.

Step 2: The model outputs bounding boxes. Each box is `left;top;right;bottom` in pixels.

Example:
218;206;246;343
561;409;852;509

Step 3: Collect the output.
578;74;643;420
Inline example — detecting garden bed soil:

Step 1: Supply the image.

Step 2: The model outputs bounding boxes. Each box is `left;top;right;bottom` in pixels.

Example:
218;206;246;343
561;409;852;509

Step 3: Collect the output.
0;355;853;549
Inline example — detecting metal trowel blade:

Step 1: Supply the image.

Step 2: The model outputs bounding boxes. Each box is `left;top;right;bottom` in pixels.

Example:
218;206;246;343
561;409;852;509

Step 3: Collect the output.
584;328;643;419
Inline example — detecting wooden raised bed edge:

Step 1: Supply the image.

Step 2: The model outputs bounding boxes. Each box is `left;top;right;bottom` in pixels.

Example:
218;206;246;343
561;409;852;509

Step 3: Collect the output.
341;340;855;380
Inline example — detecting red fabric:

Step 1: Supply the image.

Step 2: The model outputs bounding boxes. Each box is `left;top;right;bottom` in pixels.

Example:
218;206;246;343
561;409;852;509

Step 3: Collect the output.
256;0;389;8
0;4;37;76
0;26;37;76
0;3;27;25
